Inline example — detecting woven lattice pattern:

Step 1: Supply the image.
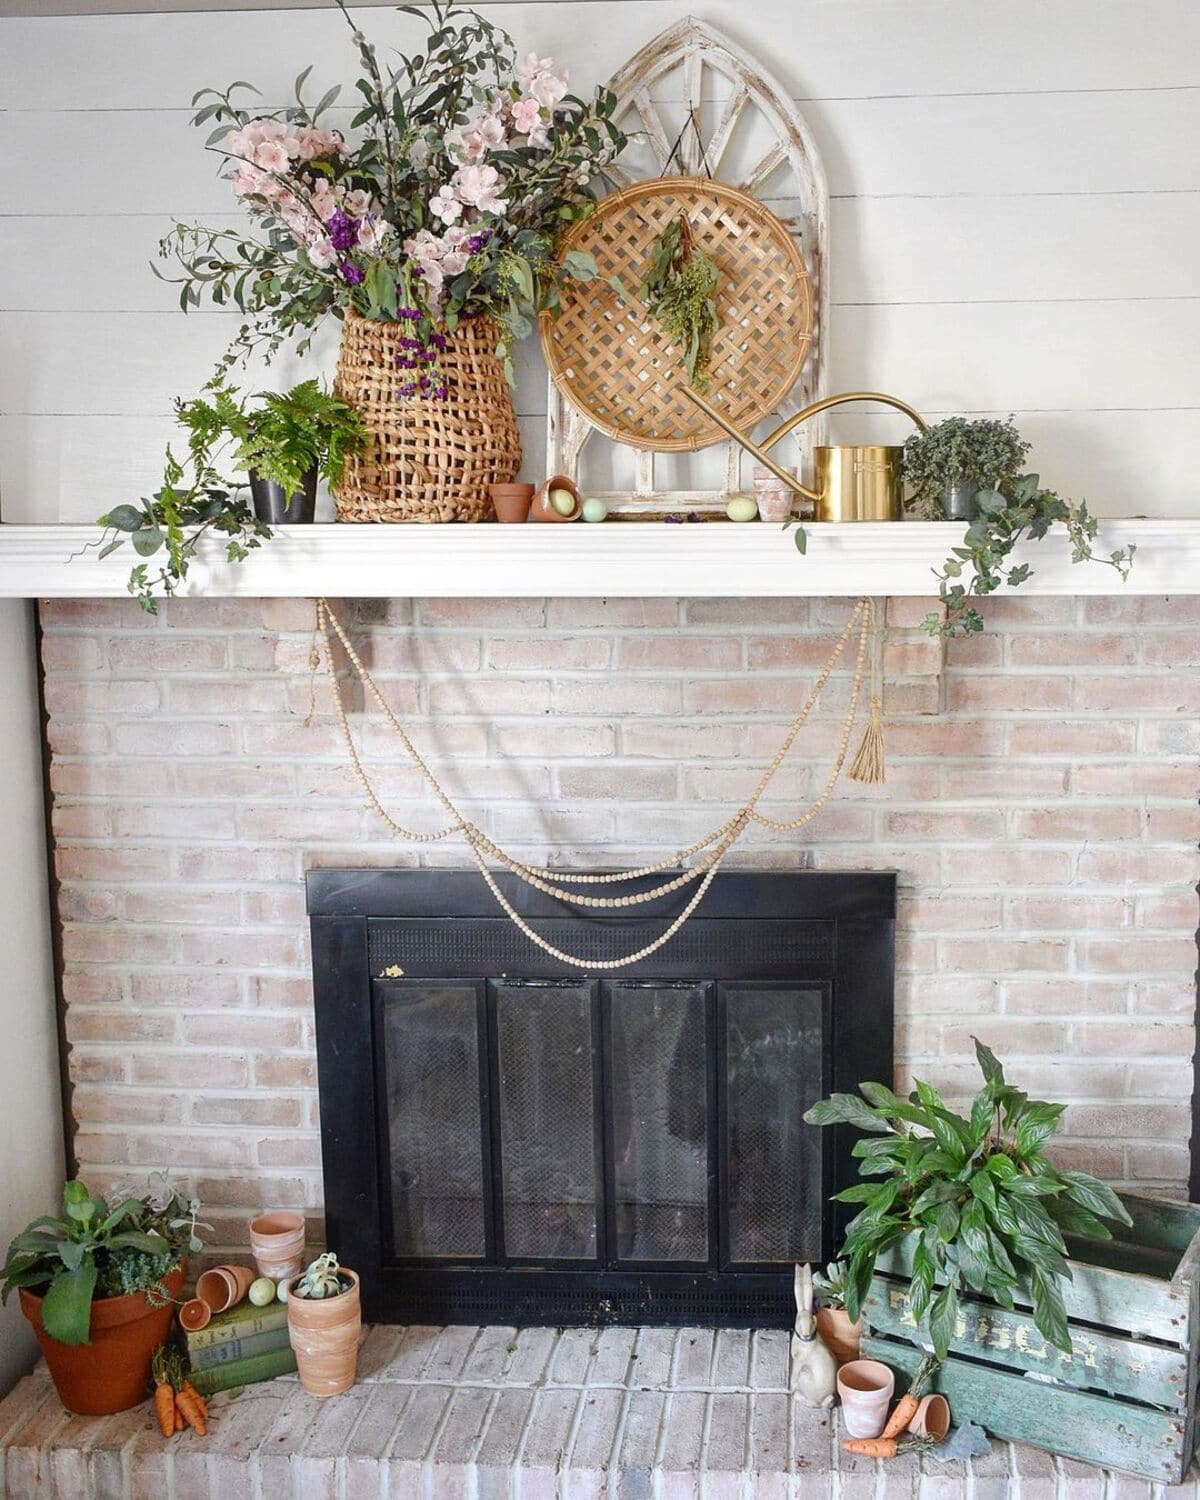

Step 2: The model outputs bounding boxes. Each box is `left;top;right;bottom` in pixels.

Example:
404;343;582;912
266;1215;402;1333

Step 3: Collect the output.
333;312;521;523
541;176;813;452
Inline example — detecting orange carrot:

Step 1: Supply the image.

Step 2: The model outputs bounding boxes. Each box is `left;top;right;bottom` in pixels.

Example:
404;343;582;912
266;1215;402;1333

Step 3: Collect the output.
176;1385;208;1436
181;1381;208;1422
880;1393;919;1441
154;1382;176;1438
173;1402;184;1433
842;1437;899;1458
880;1354;941;1441
842;1434;934;1460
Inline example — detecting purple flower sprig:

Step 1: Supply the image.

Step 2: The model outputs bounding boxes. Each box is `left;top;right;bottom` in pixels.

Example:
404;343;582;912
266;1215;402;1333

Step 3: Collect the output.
393;319;451;401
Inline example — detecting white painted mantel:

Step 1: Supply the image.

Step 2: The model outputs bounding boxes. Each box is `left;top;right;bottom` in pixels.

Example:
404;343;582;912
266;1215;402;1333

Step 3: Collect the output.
0;519;1190;599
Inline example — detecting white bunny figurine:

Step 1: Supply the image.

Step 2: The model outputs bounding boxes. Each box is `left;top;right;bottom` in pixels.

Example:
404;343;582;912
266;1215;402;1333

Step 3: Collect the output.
790;1262;837;1407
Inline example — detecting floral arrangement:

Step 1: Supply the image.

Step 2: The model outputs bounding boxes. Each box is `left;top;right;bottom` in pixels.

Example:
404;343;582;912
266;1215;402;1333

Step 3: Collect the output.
162;0;627;384
637;215;721;391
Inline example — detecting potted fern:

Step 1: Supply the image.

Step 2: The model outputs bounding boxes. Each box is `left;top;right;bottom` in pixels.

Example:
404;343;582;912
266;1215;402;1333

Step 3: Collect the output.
0;1178;204;1414
902;417;1030;521
286;1251;361;1396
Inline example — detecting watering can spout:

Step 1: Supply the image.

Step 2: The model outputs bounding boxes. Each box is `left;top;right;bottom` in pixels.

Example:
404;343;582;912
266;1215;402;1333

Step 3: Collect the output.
681;387;927;521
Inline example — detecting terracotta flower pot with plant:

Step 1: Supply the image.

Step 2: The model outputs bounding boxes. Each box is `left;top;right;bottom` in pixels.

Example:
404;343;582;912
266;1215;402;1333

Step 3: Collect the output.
286;1252;362;1397
1;1178;205;1415
812;1260;863;1364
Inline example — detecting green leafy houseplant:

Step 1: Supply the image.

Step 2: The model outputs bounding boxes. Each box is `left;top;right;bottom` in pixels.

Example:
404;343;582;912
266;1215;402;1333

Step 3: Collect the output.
902;417;1030;518
900;416;1136;636
803;1038;1132;1361
94;380;362;611
0;1178;204;1345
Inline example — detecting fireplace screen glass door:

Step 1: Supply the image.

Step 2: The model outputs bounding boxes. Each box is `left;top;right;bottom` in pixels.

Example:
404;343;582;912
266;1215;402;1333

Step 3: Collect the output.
379;976;826;1271
310;868;895;1328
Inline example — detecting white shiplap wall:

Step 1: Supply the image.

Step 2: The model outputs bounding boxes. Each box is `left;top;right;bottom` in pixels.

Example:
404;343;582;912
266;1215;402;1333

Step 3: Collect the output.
1;0;1198;521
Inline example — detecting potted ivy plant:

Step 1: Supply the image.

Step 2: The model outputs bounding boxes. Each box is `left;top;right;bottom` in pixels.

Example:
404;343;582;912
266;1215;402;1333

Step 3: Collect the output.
902;417;1030;521
803;1038;1132;1362
0;1178;205;1414
286;1251;361;1397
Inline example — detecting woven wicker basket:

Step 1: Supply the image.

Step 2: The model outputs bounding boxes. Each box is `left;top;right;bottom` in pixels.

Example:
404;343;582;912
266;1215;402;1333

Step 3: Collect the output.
332;311;521;523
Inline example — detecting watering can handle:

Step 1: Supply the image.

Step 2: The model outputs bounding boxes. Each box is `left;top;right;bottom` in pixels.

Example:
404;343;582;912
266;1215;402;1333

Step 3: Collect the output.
680;388;927;504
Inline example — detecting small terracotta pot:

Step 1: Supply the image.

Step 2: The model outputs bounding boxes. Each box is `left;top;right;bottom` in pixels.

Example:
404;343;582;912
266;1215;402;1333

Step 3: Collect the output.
286;1269;362;1398
19;1265;185;1416
836;1358;895;1440
530;474;582;523
490;483;535;524
817;1305;863;1365
752;465;799;523
908;1392;951;1442
196;1263;256;1315
249;1211;306;1282
178;1297;212;1333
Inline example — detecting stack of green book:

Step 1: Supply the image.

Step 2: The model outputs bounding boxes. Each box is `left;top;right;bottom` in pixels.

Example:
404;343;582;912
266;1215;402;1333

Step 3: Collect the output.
185;1297;296;1396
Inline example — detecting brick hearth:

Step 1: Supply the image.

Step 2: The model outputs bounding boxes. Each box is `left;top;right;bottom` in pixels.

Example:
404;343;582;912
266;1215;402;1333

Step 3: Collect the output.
0;1323;1184;1499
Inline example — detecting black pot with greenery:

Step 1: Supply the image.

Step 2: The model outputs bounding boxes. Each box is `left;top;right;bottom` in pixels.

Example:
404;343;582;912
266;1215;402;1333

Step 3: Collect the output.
249;465;319;524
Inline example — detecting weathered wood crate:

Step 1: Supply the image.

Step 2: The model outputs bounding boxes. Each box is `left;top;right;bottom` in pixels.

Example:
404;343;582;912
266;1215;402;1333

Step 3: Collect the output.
861;1192;1200;1483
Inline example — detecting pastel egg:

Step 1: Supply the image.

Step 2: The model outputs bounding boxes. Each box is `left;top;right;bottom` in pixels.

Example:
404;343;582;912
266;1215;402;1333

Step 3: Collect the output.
725;496;759;523
581;497;608;524
550;487;577;516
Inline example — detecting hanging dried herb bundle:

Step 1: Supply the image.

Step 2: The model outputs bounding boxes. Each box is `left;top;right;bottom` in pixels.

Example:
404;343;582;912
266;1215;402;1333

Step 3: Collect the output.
639;215;721;391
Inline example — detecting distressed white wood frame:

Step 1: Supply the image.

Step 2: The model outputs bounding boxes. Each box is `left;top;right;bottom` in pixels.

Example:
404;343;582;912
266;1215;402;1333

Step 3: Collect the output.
545;16;830;514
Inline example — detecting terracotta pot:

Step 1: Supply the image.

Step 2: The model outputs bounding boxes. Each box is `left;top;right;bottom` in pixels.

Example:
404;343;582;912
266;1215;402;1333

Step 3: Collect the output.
19;1265;185;1416
816;1305;862;1364
908;1392;951;1442
490;483;535;524
286;1269;362;1398
530;475;582;523
196;1263;256;1315
178;1297;211;1333
836;1358;895;1440
249;1211;306;1282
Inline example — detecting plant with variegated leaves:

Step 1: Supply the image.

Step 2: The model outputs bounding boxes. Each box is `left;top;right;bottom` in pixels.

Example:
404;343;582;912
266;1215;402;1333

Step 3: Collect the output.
803;1037;1132;1359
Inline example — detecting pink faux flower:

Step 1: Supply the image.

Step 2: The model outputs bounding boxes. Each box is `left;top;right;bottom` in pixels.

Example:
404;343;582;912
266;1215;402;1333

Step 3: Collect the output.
254;140;290;174
343;188;372;218
451;163;507;216
512;96;542;135
529;65;568;110
429;185;463;225
517;52;554;88
356;216;390;251
308;236;337;269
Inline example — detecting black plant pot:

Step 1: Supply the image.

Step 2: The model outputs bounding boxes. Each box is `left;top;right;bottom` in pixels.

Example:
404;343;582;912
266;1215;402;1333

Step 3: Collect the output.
249;466;318;524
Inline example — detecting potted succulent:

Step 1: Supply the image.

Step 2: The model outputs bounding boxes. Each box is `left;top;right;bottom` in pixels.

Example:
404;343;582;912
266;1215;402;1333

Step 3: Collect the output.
902;417;1030;521
286;1251;361;1397
803;1038;1132;1362
0;1178;204;1414
812;1259;862;1364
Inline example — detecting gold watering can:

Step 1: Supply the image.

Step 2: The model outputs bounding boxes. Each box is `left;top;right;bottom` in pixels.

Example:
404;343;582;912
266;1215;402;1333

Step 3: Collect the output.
683;388;928;522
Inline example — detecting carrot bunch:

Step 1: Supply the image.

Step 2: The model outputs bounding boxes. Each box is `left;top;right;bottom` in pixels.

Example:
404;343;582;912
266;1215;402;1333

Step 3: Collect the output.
842;1355;943;1460
151;1345;208;1437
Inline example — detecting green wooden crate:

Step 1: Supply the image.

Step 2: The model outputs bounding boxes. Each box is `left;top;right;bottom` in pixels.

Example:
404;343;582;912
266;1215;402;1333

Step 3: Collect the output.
861;1192;1200;1484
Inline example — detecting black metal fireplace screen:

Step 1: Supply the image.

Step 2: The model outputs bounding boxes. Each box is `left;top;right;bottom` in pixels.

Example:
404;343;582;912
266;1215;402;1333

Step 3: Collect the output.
307;869;894;1328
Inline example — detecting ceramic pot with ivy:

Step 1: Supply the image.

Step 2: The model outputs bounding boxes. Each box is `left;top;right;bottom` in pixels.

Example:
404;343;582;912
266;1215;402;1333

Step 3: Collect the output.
0;1179;204;1414
286;1252;362;1397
